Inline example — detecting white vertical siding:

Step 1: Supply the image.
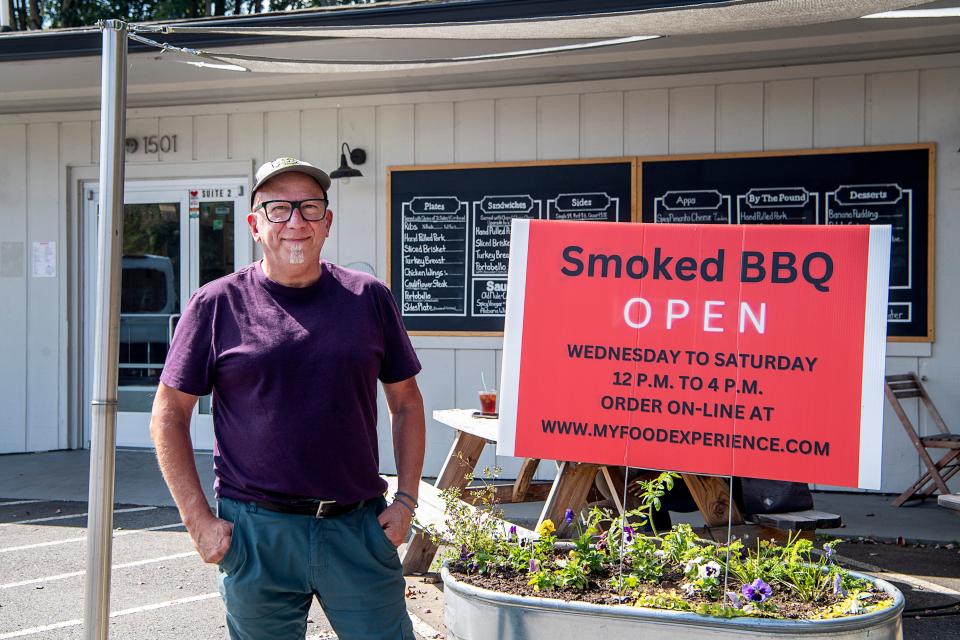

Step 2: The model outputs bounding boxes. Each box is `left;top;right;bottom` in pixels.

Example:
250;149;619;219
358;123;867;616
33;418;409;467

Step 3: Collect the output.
537;95;579;160
228;112;263;163
669;86;716;154
866;71;920;144
125;118;160;163
376;104;415;278
59;120;92;449
455;99;503;475
716;83;764;152
412;101;459;474
764;79;814;149
0;57;956;494
158;116;193;163
25;123;60;452
454;100;495;163
265;110;302;160
624;89;669;155
581;92;624;157
813;75;866;148
495;97;537;161
918;67;960;474
194;114;229;161
337;107;377;268
414;102;454;165
0;124;28;453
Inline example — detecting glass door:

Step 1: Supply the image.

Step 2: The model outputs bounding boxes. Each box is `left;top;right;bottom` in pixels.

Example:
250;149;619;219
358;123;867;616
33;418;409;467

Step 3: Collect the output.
83;180;250;450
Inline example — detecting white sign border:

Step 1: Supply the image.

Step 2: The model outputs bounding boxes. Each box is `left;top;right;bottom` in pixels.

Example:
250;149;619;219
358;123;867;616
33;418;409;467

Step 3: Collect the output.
858;224;891;489
496;218;530;457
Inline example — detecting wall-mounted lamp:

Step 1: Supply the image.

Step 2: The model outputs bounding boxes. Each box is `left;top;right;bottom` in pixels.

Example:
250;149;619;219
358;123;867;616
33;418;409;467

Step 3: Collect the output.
330;142;366;181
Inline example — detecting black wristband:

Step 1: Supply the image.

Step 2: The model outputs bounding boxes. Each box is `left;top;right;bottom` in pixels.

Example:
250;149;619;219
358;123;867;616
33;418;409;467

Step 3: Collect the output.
392;495;416;514
394;490;419;508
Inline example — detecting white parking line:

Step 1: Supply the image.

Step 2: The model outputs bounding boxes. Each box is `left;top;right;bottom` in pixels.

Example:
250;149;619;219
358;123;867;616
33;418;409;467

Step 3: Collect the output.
0;500;44;507
0;506;156;527
304;614;441;640
408;612;442;639
0;521;185;554
1;551;198;589
0;592;221;639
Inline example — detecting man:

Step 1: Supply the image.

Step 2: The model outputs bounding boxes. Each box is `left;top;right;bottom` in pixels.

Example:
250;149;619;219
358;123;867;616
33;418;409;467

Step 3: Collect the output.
150;157;425;640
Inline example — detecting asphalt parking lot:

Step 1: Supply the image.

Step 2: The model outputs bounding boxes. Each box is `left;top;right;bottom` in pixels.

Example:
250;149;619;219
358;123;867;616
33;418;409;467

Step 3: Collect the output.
0;499;446;640
3;496;959;639
1;448;958;640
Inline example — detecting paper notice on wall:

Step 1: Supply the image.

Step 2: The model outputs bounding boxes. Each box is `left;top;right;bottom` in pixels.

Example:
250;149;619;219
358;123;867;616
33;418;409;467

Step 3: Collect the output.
32;241;56;278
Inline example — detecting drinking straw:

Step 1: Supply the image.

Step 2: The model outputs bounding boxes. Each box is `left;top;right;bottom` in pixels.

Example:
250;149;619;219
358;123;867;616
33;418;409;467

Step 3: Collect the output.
481;372;488;392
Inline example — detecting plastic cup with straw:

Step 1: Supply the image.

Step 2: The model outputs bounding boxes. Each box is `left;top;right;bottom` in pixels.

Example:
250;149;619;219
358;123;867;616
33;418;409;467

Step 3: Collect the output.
478;372;497;416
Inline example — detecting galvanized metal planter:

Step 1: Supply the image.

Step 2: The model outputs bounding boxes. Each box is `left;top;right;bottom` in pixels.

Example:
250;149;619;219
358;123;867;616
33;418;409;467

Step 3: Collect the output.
441;566;904;640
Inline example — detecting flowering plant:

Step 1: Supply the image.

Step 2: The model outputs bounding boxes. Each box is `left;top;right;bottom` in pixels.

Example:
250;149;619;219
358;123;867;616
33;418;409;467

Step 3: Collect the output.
434;471;893;620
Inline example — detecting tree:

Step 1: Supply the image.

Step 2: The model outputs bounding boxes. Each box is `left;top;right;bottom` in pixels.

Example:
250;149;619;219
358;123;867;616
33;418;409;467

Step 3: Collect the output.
9;0;390;29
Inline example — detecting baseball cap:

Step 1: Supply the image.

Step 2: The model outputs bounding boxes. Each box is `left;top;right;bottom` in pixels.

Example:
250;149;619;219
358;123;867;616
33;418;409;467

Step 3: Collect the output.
251;157;332;205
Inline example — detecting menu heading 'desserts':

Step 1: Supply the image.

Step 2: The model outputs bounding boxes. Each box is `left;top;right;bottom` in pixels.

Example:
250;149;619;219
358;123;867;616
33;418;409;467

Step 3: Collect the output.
498;220;891;489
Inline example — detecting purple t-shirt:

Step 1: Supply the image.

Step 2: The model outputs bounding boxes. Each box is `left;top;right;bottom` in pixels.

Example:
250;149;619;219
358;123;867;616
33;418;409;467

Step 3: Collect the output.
159;261;421;505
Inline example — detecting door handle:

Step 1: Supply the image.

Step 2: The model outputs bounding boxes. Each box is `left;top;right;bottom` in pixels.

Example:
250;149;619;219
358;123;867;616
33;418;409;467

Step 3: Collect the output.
168;313;181;344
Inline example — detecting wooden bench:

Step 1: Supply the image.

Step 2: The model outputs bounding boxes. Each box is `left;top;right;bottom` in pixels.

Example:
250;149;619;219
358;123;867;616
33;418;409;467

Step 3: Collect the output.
578;466;842;544
423;409;843;566
733;509;843;543
938;493;960;513
385;476;535;574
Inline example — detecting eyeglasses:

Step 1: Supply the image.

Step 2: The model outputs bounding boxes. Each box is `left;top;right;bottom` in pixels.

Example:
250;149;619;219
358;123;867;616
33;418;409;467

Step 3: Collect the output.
257;199;329;223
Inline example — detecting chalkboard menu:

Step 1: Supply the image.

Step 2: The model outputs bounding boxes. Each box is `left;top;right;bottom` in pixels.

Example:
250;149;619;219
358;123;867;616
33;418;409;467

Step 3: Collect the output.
388;159;635;334
638;144;934;341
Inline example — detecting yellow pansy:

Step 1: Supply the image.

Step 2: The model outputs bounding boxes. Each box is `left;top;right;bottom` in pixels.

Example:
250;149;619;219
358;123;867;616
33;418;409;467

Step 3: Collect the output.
537;519;556;537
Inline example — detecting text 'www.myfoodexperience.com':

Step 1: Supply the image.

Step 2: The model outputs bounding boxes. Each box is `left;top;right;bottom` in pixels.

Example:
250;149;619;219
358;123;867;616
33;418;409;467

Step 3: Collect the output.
540;420;830;457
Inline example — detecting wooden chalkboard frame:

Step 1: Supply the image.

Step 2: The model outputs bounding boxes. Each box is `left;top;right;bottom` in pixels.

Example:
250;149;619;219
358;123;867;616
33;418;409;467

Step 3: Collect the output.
636;143;936;343
387;157;638;336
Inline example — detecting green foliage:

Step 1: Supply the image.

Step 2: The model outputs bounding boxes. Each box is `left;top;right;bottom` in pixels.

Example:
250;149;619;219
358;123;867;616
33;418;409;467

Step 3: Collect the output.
634;590;692;612
815;593;895;619
423;468;509;574
15;0;394;31
440;470;893;621
623;471;679;537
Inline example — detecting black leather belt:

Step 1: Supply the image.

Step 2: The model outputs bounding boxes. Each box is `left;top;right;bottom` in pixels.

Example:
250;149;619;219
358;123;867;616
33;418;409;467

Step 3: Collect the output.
254;498;364;518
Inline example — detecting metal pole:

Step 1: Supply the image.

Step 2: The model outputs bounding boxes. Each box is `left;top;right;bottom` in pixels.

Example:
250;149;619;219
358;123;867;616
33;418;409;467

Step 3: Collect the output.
84;19;127;640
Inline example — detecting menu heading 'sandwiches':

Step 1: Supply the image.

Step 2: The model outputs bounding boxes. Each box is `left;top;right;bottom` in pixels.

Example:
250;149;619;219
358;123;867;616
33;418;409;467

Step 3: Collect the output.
639;144;934;341
388;160;635;334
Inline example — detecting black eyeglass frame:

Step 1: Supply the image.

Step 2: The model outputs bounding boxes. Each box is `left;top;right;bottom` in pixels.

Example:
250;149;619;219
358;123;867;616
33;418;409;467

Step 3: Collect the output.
256;198;330;223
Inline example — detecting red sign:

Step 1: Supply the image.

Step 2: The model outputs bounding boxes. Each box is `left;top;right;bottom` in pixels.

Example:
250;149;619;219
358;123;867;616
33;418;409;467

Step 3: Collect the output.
497;221;890;489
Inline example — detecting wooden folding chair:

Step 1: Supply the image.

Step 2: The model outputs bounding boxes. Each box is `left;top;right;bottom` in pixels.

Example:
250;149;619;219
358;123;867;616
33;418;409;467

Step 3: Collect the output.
885;373;960;506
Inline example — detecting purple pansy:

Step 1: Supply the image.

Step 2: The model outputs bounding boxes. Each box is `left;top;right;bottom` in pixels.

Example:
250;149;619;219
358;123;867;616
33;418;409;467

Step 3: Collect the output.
832;572;847;597
509;525;517;538
823;543;835;562
623;526;635;543
725;591;742;608
699;561;721;580
564;508;575;525
596;532;608;552
742;578;773;603
529;558;540;572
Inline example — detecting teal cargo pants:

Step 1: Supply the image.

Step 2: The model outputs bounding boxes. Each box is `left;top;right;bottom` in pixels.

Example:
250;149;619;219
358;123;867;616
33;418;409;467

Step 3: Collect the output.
216;496;414;640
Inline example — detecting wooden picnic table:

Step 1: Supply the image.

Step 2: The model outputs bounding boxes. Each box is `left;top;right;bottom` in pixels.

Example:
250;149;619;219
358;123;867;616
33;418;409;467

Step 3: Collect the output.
401;409;745;574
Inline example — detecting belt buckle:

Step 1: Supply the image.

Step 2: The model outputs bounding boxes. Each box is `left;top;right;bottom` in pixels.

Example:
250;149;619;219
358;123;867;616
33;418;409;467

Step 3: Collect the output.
315;499;337;518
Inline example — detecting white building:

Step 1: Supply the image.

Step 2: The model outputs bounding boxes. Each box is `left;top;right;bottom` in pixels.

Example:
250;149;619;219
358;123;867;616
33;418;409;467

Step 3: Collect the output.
0;0;957;494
